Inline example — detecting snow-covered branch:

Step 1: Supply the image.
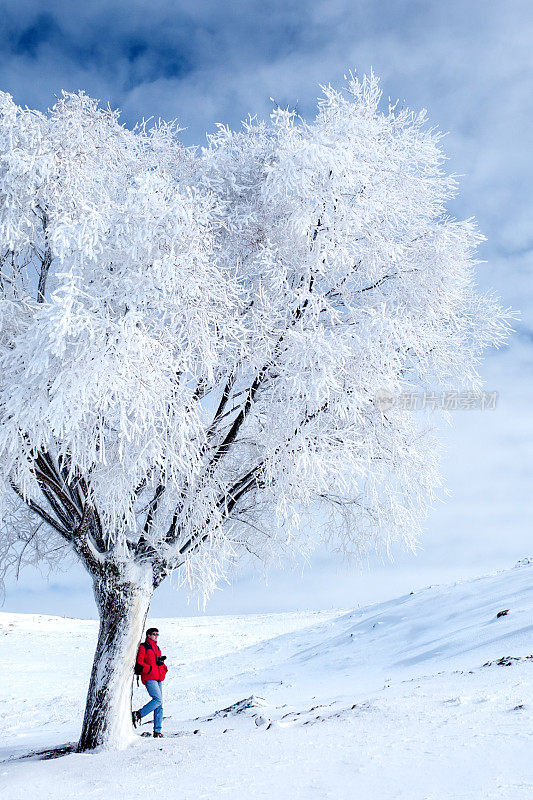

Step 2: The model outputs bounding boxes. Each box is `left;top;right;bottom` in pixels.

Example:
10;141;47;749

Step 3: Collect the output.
0;76;511;600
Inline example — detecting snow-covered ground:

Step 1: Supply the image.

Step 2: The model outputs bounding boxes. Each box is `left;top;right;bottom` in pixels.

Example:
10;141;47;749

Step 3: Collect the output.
1;561;532;799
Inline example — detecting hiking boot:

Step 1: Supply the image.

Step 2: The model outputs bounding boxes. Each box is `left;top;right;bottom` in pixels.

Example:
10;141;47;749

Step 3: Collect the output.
132;710;142;728
153;731;164;738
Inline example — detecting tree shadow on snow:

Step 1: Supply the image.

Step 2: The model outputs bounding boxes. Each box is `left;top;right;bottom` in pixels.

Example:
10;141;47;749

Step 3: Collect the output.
2;743;77;763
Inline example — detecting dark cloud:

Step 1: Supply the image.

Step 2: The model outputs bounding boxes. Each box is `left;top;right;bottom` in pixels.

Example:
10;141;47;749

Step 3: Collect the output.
1;0;308;105
13;13;60;57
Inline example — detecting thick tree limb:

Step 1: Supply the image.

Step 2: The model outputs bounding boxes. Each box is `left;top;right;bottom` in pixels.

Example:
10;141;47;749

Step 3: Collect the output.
33;468;82;525
22;443;107;559
71;503;107;574
142;483;166;536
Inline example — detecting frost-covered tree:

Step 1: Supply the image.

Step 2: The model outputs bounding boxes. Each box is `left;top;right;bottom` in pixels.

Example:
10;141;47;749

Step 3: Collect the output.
0;75;509;750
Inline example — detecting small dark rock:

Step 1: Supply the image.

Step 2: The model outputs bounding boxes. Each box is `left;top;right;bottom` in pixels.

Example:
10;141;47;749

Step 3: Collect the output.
484;656;522;667
496;609;510;618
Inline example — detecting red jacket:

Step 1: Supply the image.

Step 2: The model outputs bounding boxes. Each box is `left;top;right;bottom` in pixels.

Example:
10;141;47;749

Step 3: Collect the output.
136;640;168;684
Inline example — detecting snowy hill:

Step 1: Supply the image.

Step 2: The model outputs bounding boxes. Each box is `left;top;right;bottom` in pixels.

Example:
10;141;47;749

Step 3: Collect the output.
1;562;532;799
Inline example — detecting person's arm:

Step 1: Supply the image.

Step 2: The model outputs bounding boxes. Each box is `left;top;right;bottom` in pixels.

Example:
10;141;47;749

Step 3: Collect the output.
137;644;151;676
156;646;168;675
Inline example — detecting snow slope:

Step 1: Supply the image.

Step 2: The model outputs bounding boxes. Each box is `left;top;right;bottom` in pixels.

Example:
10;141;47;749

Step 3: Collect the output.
1;562;532;799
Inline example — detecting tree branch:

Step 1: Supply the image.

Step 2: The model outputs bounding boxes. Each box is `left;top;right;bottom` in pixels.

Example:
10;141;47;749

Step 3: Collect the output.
36;207;52;304
204;274;316;474
167;400;330;564
159;274;318;554
10;483;71;539
33;467;82;525
142;483;166;537
71;503;106;574
33;449;107;556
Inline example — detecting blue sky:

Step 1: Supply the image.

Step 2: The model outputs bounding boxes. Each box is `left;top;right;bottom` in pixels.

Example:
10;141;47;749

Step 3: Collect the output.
1;0;532;617
1;1;531;319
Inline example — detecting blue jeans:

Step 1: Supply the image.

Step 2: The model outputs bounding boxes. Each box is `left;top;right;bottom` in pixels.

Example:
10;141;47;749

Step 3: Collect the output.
140;680;163;732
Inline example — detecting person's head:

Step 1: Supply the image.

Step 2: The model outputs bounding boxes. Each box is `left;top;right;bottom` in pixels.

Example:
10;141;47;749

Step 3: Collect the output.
146;627;159;642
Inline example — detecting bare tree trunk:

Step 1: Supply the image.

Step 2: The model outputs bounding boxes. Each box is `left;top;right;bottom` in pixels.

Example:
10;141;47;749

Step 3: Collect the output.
77;565;154;752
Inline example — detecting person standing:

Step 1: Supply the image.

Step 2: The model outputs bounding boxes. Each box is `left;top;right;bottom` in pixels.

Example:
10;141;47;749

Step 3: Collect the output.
132;627;168;738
